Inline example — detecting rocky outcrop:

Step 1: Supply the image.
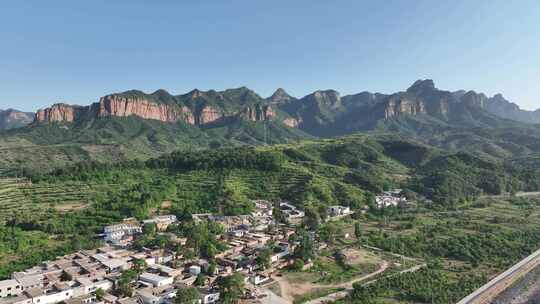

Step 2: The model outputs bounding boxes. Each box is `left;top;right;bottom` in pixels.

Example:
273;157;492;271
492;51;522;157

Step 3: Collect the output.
282;117;300;128
461;91;488;108
238;104;275;121
98;95;194;124
309;90;342;109
384;96;426;118
35;103;87;123
195;105;223;125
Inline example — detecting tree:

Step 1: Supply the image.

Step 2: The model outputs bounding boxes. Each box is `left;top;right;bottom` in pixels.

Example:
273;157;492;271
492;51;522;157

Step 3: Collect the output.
143;222;157;236
304;206;321;231
354;221;362;243
118;270;137;297
256;248;271;270
175;287;200;304
194;273;207;286
294;232;314;261
132;258;147;275
206;261;217;275
95;288;105;301
201;243;217;258
272;206;287;224
334;250;349;269
184;248;196;262
216;273;245;303
319;223;338;244
291;259;304;271
317;205;328;222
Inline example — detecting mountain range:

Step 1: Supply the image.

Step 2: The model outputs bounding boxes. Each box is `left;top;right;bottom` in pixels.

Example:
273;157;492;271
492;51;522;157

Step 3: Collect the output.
1;80;540;172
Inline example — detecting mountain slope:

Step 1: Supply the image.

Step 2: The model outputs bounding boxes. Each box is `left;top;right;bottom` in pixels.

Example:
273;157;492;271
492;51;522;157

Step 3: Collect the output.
484;93;540;124
0;109;34;130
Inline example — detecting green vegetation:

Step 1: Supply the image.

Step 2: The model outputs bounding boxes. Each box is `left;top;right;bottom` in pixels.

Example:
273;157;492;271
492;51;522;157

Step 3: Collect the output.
216;273;245;303
1;132;540;304
175;287;200;304
347;262;485;304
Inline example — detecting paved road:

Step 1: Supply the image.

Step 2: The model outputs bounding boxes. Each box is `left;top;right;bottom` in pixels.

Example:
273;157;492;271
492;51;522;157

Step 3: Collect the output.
457;248;540;304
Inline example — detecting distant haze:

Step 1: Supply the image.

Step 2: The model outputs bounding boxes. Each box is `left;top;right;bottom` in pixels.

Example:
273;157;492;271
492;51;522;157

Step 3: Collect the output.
0;0;539;112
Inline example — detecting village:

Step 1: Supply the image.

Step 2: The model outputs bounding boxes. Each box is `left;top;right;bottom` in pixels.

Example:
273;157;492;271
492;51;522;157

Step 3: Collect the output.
0;191;411;304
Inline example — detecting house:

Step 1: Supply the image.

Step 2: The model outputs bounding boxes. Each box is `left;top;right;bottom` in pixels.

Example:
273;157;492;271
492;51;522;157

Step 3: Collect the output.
188;266;201;277
0;294;32;304
75;278;112;295
135;289;159;304
147;265;182;278
249;275;269;285
279;203;305;219
103;223;142;244
64;294;101;304
117;297;142;304
327;206;351;217
251;200;273;217
375;190;407;208
0;279;23;298
139;273;173;288
142;216;177;232
197;289;220;304
25;285;75;304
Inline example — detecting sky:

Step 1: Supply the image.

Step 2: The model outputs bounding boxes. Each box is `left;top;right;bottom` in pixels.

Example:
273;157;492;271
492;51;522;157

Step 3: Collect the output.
1;0;539;112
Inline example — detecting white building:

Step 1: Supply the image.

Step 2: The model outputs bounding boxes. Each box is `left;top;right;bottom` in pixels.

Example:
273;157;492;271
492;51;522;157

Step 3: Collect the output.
279;202;305;219
188;266;201;277
26;286;75;304
198;289;220;304
139;273;173;288
0;280;23;298
327;206;351;217
250;275;270;285
375;190;407;209
103;223;142;243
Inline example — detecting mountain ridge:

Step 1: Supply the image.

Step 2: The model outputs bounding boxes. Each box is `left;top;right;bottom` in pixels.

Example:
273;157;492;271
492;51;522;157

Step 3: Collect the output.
5;79;538;130
2;80;540;173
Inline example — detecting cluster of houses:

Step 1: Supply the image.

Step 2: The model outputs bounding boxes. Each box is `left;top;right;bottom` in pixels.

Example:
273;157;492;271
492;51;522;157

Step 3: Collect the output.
375;189;409;208
1;199;346;304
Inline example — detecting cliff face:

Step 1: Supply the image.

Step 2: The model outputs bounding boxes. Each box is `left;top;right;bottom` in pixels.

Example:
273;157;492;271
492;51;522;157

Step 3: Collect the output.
98;95;195;124
35;92;279;126
196;105;223;125
384;96;426;118
35;103;87;123
238;104;275;121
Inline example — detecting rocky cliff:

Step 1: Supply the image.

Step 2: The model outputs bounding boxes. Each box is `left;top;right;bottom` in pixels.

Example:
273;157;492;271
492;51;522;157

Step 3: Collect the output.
30;80;540;137
35;103;88;123
98;94;195;124
34;89;279;126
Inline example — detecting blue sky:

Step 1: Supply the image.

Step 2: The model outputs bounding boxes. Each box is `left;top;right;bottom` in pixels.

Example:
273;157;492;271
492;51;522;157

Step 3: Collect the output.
1;0;539;111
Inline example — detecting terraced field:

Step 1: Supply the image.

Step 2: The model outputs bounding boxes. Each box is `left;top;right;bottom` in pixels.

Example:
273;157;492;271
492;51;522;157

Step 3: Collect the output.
0;177;113;222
